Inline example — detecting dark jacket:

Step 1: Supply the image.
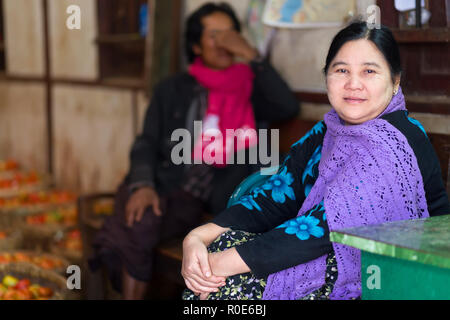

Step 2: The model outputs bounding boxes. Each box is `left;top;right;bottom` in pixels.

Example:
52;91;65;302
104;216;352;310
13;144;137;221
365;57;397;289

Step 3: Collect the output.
127;59;299;212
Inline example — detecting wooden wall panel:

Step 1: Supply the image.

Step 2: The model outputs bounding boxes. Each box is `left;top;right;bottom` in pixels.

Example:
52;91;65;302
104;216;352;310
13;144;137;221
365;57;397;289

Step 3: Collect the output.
0;82;47;172
268;0;375;92
52;85;134;193
48;0;99;80
3;0;45;76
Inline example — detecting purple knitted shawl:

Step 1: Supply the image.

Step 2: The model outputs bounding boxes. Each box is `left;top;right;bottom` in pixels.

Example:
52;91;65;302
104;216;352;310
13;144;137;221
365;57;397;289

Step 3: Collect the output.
263;88;429;300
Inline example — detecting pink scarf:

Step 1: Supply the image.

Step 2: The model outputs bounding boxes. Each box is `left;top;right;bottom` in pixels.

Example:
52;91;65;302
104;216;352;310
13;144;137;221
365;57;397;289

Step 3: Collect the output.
189;58;257;167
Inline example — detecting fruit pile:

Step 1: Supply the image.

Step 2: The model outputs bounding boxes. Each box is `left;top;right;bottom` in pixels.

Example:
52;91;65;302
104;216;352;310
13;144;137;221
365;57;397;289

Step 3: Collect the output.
0;160;19;173
0;191;76;210
0;171;41;190
0;275;53;300
0;252;64;270
93;199;114;216
26;206;77;226
56;229;82;251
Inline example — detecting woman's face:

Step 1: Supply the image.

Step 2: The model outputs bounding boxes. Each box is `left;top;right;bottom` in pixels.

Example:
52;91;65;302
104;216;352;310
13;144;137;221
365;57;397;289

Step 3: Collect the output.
193;12;235;70
326;39;400;125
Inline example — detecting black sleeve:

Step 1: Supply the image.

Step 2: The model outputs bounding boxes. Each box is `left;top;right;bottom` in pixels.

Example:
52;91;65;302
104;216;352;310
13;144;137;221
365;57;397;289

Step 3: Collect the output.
381;111;450;216
211;121;327;233
250;59;299;123
236;202;332;278
128;83;164;187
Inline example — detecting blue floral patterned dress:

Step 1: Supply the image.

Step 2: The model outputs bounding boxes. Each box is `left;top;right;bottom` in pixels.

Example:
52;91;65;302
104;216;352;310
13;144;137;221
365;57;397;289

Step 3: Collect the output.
182;121;340;300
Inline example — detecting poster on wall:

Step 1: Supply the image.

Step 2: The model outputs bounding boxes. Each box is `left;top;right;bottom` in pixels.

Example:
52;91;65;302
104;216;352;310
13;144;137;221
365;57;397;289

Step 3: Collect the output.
263;0;356;28
246;0;278;56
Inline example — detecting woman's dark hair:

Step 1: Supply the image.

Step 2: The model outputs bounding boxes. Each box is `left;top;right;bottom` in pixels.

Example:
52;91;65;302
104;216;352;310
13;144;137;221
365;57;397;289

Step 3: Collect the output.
185;2;241;63
323;21;402;83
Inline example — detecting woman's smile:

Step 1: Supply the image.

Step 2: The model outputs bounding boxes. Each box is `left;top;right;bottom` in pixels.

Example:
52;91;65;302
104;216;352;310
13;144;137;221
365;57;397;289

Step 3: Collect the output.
343;97;368;104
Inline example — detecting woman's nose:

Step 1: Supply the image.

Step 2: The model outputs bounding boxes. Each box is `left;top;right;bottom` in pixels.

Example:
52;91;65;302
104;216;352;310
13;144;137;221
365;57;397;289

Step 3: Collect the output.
344;75;364;91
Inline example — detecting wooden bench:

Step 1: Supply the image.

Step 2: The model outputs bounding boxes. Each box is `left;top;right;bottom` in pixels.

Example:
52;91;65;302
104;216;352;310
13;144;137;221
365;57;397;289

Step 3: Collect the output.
78;119;450;299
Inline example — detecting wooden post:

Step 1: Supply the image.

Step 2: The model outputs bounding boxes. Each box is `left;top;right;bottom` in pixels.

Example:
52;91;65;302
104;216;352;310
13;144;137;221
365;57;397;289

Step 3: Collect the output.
42;0;53;176
415;0;422;28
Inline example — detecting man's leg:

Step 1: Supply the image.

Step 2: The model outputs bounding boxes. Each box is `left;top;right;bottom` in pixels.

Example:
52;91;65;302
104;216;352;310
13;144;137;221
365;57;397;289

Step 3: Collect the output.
122;266;148;300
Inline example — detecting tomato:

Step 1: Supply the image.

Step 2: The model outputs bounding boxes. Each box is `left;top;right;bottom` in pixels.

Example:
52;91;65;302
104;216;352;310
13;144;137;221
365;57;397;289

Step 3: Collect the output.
38;259;55;270
65;239;82;250
0;284;7;298
14;252;31;263
28;285;40;299
37;287;53;297
2;289;18;300
69;229;81;239
15;289;32;300
14;279;31;290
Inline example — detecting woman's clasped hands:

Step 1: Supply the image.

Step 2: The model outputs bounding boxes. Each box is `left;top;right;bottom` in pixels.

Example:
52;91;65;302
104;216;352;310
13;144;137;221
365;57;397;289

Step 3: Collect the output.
181;233;226;300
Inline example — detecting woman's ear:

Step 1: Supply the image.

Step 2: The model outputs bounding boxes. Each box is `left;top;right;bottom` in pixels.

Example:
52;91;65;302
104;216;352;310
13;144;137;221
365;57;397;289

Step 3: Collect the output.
394;74;401;93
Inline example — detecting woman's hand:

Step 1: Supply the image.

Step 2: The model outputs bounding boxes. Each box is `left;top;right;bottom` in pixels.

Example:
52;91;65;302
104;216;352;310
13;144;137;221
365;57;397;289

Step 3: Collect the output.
181;233;226;296
215;30;258;63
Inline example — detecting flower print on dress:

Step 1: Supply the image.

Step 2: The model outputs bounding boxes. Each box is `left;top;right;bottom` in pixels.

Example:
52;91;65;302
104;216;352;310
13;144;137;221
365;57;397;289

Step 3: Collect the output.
407;115;428;138
277;215;325;241
251;186;267;199
262;166;295;203
236;195;262;212
302;145;322;185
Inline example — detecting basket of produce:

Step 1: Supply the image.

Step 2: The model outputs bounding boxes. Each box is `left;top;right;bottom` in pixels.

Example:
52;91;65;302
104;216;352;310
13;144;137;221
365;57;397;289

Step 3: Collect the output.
0;160;20;180
0;190;77;216
0;250;70;275
50;228;83;264
0;171;51;199
0;263;72;300
0;211;22;230
78;194;115;230
21;205;78;239
0;229;23;251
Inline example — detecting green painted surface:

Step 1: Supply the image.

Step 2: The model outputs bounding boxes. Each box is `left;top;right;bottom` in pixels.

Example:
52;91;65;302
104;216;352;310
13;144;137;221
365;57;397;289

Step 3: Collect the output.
361;251;450;300
330;215;450;269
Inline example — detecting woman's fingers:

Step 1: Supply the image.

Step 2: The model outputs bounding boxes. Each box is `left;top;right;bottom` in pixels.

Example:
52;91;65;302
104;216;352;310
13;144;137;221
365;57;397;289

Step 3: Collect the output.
198;252;212;279
184;278;199;295
189;273;224;289
185;277;219;295
200;292;209;300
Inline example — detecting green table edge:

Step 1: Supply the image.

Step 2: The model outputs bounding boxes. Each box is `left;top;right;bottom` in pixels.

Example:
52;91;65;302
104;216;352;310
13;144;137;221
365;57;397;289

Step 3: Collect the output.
330;231;450;270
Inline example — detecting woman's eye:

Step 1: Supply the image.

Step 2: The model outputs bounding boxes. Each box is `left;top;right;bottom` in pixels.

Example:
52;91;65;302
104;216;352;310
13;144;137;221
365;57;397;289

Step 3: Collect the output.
365;69;376;74
336;69;347;74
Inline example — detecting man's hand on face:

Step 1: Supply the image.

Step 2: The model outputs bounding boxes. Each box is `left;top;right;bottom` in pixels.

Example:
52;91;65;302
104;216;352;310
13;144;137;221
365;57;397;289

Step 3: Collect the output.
214;30;258;63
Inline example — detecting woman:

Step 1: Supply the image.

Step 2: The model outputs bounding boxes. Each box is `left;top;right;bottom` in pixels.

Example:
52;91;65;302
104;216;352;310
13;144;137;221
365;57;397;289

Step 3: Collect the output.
89;3;299;300
181;21;450;300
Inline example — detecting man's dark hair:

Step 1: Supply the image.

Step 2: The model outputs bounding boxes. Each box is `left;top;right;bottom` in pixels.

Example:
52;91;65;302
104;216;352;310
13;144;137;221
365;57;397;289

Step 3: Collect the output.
184;2;241;63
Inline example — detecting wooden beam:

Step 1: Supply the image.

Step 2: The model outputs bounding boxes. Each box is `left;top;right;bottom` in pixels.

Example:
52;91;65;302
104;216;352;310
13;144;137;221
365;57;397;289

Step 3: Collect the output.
392;28;450;43
294;91;450;115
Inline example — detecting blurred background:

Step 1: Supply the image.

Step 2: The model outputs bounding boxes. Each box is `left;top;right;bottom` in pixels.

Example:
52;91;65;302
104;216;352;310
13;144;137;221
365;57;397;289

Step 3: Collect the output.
0;0;448;194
